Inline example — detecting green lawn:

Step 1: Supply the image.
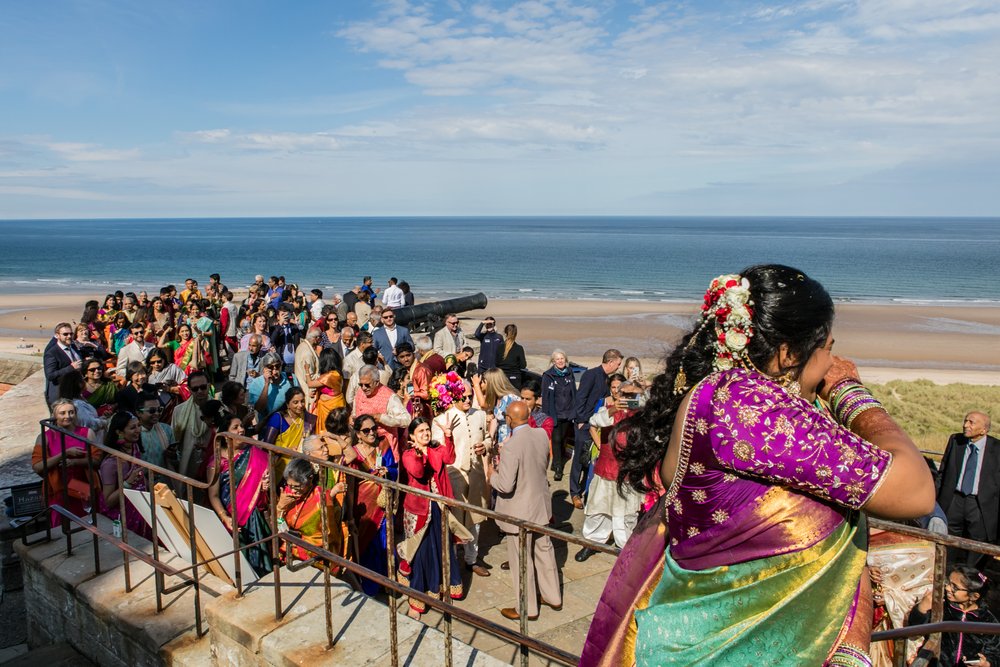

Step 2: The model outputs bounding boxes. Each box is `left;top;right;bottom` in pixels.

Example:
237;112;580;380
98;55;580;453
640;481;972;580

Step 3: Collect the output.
869;380;1000;456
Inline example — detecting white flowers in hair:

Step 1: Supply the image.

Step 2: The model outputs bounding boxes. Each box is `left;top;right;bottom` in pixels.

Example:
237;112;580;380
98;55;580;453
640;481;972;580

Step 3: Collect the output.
699;274;755;372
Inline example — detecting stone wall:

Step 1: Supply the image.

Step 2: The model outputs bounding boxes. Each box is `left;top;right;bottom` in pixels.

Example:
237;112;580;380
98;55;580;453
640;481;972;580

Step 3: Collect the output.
15;520;507;666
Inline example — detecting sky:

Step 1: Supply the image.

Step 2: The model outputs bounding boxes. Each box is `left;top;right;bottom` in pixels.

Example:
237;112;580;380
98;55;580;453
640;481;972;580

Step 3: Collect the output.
1;0;999;218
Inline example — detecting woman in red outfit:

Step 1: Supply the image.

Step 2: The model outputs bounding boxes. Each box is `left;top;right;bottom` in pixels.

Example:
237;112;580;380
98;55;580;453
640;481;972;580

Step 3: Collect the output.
396;416;471;618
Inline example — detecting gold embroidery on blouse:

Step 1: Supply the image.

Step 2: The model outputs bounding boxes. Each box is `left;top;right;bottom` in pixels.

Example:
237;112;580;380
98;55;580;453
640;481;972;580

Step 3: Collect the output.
733;440;754;462
689;461;705;475
712;509;729;524
692;489;707;503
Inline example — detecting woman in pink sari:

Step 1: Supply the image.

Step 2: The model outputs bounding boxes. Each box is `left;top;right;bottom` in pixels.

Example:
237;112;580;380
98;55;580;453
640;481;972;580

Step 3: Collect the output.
207;412;272;576
98;411;151;539
32;399;100;527
582;266;934;667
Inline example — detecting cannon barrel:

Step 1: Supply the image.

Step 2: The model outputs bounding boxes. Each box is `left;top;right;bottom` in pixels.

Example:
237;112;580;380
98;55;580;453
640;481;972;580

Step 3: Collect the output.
392;293;488;333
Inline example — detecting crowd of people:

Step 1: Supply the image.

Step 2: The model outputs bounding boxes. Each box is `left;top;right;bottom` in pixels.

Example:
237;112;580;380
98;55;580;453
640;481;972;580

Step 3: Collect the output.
32;268;999;663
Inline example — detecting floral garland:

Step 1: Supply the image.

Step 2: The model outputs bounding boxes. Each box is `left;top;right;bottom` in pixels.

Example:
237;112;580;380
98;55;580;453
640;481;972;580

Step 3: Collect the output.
428;371;466;414
700;274;755;372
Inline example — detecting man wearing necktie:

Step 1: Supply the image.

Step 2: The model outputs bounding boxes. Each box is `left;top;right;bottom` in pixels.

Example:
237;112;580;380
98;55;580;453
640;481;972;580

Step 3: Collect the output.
937;411;998;566
43;322;83;405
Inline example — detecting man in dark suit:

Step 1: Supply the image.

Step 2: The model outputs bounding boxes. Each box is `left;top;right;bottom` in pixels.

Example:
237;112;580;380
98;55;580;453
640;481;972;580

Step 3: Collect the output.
491;400;562;621
43;322;83;405
371;308;414;371
937;411;998;566
569;349;622;510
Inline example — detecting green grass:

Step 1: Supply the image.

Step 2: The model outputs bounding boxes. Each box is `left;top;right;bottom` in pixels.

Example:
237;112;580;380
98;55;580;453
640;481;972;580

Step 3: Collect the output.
868;380;1000;456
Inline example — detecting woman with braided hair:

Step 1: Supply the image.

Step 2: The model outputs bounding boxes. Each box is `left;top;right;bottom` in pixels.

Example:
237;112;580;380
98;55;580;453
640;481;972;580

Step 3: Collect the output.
581;265;934;667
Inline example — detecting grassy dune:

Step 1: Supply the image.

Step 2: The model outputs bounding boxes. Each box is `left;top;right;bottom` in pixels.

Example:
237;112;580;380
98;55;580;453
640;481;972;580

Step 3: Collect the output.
869;380;1000;457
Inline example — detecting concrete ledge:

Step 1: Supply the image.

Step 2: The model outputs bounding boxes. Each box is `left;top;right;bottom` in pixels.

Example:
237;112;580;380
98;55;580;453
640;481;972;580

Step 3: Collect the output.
15;515;232;667
207;566;508;666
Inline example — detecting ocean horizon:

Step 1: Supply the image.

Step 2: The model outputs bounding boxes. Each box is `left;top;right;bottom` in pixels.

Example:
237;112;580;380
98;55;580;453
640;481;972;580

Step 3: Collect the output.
1;216;997;305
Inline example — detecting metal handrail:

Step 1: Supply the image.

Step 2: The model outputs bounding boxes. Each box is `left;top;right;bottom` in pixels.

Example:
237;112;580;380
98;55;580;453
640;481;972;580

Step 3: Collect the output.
30;419;998;667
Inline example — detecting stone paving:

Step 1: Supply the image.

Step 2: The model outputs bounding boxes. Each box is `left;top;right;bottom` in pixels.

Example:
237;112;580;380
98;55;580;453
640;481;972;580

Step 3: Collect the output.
393;467;616;665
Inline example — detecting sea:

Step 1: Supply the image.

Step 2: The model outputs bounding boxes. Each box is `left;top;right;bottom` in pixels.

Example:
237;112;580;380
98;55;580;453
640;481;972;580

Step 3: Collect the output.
0;217;997;305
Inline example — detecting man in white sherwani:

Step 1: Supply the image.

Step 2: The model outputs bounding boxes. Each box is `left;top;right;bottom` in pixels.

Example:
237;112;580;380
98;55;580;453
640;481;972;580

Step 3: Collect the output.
432;379;492;577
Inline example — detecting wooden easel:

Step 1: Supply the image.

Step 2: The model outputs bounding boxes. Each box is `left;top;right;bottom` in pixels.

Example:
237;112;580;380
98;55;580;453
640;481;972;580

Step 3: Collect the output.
152;482;231;582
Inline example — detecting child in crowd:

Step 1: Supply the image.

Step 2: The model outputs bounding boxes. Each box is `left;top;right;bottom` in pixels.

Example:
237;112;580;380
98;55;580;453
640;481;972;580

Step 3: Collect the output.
908;564;1000;666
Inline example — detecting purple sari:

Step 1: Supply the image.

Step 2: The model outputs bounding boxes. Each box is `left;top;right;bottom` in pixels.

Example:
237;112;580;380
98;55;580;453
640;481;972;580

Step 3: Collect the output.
582;368;892;666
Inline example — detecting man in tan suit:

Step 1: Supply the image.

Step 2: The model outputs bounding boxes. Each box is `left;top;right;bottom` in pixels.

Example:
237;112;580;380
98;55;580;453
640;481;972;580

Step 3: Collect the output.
432;380;492;576
293;328;321;411
491;401;562;621
432;313;465;357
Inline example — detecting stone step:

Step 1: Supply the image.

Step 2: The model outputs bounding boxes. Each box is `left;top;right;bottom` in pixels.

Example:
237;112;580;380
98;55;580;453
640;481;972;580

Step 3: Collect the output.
206;564;509;666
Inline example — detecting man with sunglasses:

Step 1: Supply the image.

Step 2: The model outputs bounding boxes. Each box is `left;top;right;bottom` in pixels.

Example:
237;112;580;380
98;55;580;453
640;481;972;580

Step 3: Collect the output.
248;351;296;418
114;321;155;378
170;370;213;481
432;380;492;577
371;308;414;371
352;365;410;461
138;391;176;475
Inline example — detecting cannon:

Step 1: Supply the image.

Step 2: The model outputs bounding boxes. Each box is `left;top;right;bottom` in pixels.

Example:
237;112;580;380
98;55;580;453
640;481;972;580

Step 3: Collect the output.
392;292;488;333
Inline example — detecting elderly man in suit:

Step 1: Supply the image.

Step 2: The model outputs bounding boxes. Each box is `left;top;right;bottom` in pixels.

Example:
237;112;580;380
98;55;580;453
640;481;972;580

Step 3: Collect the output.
371;308;414;371
43;322;83;405
228;334;265;387
938;411;999;566
491;400;562;621
432;379;492;577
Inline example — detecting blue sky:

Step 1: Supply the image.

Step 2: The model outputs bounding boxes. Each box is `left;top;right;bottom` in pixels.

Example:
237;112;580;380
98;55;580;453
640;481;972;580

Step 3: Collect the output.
1;0;999;218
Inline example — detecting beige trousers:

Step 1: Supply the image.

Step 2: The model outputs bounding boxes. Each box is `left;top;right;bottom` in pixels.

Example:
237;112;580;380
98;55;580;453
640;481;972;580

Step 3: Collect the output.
505;532;561;617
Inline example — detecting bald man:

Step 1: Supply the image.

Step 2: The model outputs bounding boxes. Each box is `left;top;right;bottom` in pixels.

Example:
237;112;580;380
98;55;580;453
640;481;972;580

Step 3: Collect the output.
491;400;562;621
938;411;999;566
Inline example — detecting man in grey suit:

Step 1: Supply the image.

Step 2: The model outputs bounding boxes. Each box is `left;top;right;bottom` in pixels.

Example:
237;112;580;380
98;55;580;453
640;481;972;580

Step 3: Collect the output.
228;334;264;387
491;400;562;621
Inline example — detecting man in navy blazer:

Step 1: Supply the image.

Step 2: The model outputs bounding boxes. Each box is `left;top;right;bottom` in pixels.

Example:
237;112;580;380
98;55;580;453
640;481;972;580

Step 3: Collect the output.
43;322;83;405
569;349;622;509
937;411;999;566
371;308;414;371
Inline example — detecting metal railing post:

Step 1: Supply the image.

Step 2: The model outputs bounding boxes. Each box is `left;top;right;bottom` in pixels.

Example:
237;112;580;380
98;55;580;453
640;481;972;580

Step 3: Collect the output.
319;480;334;649
518;526;529;667
227;438;243;598
148;467;162;612
59;430;72;554
116;457;131;591
268;451;282;621
186;483;204;636
386;487;400;667
441;501;453;667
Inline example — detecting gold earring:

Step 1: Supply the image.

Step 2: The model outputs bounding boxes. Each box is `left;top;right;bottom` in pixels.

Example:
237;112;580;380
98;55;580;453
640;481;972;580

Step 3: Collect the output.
673;365;689;395
778;371;800;397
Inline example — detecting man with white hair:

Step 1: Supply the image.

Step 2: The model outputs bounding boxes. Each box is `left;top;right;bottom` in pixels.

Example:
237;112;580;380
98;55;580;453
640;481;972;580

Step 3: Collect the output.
415;335;446;375
432;379;491;576
294;328;321;411
352;364;410;460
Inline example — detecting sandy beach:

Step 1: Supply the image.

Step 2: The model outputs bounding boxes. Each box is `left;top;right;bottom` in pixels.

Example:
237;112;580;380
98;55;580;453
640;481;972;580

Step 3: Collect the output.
1;292;997;385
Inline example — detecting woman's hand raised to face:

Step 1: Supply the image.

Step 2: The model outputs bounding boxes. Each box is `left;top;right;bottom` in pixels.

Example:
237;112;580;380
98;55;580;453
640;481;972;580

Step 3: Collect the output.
818;355;862;402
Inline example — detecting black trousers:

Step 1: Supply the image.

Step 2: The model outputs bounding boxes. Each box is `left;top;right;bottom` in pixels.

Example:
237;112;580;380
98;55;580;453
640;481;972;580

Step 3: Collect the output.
946;492;990;567
549;418;573;473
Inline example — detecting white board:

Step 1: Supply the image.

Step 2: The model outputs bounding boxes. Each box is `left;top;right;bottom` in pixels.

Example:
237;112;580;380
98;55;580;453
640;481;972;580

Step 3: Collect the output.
124;489;260;584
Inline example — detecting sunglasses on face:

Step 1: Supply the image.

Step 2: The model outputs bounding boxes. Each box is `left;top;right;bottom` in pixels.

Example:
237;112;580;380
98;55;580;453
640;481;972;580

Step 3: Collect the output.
359;382;374;389
358;426;377;435
265;364;281;370
139;406;162;414
190;384;209;392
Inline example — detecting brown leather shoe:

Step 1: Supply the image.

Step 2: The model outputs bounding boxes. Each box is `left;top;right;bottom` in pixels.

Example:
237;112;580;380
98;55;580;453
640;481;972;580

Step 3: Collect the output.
468;563;490;577
572;495;584;510
501;607;538;621
540;598;562;611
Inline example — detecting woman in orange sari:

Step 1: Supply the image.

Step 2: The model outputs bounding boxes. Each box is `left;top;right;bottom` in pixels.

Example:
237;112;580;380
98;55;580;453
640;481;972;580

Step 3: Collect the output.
277;458;345;563
309;348;345;432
